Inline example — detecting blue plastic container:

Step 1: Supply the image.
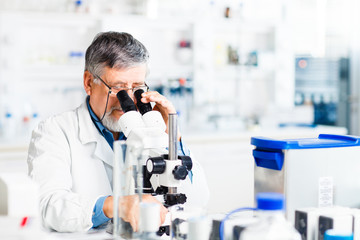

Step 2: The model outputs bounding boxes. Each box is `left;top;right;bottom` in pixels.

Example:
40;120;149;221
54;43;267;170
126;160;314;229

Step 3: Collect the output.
251;134;360;224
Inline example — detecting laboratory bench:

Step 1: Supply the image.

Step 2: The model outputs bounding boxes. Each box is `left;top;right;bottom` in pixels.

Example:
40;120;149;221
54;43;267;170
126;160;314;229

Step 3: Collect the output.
0;125;348;214
0;125;349;239
0;217;112;240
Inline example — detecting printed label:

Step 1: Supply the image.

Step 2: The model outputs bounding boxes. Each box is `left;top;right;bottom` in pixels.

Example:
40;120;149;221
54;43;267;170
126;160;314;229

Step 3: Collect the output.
318;177;333;207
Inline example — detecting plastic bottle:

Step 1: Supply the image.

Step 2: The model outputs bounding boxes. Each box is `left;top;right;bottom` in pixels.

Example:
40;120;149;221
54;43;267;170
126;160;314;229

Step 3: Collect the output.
240;193;301;240
22;115;32;139
31;113;40;130
2;112;16;140
25;112;40;139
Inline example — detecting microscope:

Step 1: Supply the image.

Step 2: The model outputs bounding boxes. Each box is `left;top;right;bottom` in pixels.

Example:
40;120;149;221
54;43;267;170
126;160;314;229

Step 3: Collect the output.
116;89;193;207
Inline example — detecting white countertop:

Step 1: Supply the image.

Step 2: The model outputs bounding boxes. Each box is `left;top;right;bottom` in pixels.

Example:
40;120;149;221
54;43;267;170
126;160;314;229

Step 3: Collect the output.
0;125;348;150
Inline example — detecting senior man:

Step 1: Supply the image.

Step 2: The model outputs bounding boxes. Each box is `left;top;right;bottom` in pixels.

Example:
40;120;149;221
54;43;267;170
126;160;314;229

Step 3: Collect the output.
27;31;209;232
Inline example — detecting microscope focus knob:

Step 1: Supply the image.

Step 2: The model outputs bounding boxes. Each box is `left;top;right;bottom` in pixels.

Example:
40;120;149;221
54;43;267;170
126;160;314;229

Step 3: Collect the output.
179;155;193;171
172;165;188;180
146;157;166;174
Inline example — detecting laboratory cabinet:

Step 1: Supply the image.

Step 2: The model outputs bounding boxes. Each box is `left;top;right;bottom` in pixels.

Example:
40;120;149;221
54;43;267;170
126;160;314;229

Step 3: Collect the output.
191;16;294;131
0;12;98;141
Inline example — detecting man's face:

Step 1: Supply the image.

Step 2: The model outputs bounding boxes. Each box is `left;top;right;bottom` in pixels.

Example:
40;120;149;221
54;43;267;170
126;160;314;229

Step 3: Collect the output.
85;64;147;131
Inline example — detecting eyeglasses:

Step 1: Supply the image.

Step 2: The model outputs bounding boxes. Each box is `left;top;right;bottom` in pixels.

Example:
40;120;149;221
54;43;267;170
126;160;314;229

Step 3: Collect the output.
91;73;149;122
94;74;149;97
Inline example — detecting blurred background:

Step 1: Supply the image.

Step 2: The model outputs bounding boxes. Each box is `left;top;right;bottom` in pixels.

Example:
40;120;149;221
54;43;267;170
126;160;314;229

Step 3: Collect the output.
0;0;359;213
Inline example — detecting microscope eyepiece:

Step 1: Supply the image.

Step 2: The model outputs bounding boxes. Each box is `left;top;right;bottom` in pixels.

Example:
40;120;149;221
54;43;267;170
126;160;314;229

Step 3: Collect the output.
134;89;152;115
117;90;137;113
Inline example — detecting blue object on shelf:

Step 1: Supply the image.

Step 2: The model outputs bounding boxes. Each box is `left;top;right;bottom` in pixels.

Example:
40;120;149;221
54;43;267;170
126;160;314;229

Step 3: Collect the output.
69;51;84;57
278;123;317;128
75;0;82;6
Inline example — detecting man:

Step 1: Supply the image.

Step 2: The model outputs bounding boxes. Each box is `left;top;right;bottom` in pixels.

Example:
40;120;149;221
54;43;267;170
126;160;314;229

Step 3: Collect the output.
27;31;209;232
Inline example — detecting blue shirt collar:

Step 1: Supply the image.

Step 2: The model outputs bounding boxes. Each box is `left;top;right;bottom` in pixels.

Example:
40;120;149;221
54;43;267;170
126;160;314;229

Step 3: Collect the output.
86;96;107;134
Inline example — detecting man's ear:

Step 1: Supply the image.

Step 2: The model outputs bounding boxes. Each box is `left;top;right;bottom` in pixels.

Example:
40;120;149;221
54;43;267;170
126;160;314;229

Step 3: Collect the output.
84;71;92;95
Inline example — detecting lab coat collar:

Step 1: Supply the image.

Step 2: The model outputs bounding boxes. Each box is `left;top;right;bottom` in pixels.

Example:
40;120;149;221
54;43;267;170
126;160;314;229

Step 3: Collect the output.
77;100;113;167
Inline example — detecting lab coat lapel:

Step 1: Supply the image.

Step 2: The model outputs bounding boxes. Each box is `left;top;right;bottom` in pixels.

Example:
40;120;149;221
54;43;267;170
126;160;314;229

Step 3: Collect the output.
93;137;113;167
77;101;114;167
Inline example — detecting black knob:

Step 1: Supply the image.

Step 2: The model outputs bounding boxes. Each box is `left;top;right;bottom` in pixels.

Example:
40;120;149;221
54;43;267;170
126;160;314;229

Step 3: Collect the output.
146;157;166;174
164;193;187;206
172;165;188;180
179;155;193;171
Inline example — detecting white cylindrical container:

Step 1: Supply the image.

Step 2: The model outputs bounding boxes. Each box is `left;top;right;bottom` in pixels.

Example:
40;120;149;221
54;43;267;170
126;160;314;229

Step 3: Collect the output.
188;216;211;240
139;202;160;233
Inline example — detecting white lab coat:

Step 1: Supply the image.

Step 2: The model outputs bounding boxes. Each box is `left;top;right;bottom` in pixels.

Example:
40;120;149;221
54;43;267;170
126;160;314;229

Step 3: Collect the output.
27;100;209;232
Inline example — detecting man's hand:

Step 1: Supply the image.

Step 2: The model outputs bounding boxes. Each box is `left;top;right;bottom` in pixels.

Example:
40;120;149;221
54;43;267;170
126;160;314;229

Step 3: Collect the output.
103;195;168;232
140;91;181;140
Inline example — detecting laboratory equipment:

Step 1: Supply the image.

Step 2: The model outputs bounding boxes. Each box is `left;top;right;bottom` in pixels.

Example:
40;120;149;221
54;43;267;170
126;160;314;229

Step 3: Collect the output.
240;192;301;240
295;206;360;240
295;207;329;240
120;89;193;206
295;57;351;129
167;205;209;240
209;212;257;240
252;134;360;224
112;90;193;238
145;112;192;206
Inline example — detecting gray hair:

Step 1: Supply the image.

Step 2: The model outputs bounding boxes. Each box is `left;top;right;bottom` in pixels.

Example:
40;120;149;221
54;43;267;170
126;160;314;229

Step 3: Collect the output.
85;31;149;83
